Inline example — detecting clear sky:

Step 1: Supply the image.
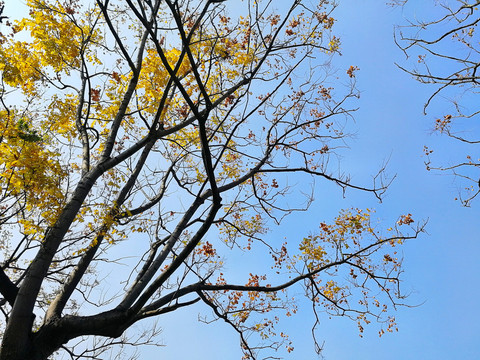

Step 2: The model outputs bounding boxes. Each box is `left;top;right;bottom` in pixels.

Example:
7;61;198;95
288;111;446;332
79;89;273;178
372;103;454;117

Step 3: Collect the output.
4;1;480;359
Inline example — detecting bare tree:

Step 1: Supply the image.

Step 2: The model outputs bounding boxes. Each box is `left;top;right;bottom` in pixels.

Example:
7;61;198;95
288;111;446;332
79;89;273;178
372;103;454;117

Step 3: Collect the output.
396;0;480;205
0;1;421;359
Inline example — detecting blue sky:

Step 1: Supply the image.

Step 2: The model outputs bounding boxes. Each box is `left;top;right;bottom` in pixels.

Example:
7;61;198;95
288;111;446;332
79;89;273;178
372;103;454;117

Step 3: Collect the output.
4;1;480;359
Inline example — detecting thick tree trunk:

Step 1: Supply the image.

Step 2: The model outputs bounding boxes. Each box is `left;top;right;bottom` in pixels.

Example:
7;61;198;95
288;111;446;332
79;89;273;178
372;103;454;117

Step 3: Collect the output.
0;174;101;360
1;309;134;360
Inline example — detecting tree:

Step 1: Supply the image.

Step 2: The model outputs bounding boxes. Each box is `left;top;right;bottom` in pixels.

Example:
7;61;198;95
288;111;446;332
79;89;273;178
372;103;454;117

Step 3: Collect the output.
396;0;480;205
0;1;421;359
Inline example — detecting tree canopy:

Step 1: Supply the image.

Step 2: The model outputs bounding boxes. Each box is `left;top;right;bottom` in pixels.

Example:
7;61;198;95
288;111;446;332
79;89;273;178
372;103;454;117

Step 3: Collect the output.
0;1;421;359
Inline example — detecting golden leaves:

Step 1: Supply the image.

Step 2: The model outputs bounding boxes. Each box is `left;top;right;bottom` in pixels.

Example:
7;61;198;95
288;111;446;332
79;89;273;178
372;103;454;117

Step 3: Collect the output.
297;209;374;270
299;236;327;269
0;40;43;94
0;112;67;226
19;1;91;71
0;0;101;96
322;280;342;300
328;35;340;52
47;94;77;138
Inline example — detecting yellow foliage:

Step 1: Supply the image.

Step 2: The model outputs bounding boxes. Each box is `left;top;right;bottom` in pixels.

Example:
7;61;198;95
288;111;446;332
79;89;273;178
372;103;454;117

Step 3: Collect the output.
0;112;66;226
0;0;101;95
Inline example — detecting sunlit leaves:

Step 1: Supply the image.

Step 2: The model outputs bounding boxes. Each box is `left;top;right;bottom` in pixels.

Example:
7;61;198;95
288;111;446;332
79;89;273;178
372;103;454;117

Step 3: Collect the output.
0;39;43;95
298;209;376;270
0;0;101;95
0;111;66;218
